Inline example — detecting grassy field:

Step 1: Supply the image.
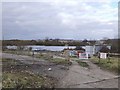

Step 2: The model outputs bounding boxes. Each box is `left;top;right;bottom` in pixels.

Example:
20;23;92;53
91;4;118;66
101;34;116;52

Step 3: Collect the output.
90;56;120;74
2;58;56;88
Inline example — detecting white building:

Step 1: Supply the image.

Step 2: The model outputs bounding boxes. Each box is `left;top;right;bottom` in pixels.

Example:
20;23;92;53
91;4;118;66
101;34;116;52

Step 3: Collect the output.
83;45;111;56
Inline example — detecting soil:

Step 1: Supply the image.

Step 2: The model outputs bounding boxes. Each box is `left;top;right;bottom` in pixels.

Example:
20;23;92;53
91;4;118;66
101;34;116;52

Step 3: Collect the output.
2;56;70;88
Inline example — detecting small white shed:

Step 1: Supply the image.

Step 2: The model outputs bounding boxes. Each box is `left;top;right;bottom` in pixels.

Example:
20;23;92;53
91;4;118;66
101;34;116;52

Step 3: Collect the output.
100;53;107;59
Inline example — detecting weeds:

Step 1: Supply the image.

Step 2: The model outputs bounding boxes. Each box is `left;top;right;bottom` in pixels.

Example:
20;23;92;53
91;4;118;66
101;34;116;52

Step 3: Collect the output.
76;60;89;67
91;56;119;74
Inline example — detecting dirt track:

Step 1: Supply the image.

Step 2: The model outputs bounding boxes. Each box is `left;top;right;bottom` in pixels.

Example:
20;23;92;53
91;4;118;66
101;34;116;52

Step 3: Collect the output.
56;60;119;88
1;53;119;88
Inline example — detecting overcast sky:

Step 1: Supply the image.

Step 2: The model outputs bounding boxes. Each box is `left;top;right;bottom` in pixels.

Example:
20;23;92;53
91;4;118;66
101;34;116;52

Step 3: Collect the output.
2;0;118;40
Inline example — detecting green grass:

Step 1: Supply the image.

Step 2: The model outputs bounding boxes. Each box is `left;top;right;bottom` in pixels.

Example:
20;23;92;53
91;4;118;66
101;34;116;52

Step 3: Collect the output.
91;56;120;74
50;58;71;65
76;60;89;67
35;53;52;60
2;58;56;88
69;56;77;58
35;53;72;65
2;72;54;88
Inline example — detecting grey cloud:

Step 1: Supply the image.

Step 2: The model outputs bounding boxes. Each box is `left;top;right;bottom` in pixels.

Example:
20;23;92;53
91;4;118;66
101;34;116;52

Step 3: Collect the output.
2;2;118;40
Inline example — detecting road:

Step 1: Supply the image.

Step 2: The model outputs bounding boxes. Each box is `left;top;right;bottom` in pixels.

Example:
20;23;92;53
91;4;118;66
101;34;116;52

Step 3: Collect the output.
56;60;119;88
1;53;119;88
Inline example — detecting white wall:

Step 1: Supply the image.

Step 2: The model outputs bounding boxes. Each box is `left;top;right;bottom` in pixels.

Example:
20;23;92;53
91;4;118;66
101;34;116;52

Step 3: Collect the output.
83;45;110;56
85;46;95;56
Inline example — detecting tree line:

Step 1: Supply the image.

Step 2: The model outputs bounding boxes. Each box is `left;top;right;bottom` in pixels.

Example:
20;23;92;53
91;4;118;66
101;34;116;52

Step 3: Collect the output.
2;39;120;53
2;39;94;46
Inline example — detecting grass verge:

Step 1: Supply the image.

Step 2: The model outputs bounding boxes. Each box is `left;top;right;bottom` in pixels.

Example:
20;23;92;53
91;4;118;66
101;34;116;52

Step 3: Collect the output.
76;60;89;67
50;58;72;65
35;54;72;65
90;56;120;74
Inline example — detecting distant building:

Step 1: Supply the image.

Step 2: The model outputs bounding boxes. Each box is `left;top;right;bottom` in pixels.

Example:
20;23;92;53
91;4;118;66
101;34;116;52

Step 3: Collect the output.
63;46;85;57
79;53;89;59
100;53;107;59
99;46;110;53
84;45;111;56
